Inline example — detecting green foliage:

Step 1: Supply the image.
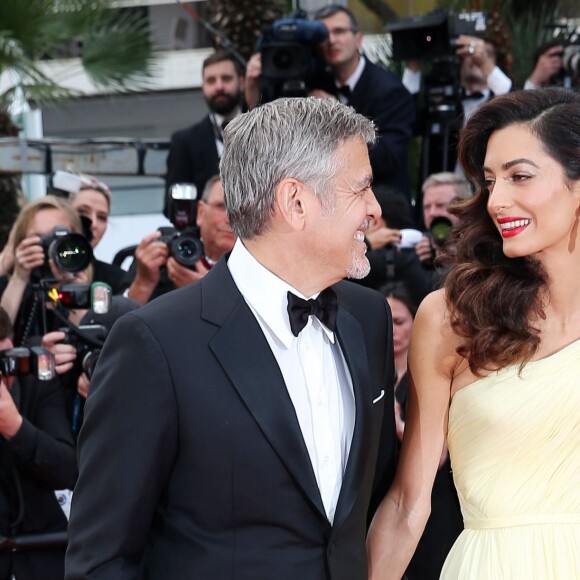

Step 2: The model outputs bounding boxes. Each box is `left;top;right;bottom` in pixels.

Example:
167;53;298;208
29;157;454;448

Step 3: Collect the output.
0;0;156;109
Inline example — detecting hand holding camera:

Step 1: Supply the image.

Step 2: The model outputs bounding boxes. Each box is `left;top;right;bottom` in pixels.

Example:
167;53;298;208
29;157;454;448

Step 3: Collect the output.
42;331;78;375
13;235;45;283
166;256;210;288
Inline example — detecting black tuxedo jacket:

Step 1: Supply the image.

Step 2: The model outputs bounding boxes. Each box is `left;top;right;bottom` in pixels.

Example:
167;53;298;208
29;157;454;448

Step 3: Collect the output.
164;115;219;216
65;258;396;580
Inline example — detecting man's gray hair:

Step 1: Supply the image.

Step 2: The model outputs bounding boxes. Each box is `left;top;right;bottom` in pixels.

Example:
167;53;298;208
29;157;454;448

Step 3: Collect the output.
220;97;376;239
421;172;473;199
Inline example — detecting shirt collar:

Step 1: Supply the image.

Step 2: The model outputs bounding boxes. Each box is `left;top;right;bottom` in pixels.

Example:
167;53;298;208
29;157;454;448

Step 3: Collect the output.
227;239;336;348
336;55;366;93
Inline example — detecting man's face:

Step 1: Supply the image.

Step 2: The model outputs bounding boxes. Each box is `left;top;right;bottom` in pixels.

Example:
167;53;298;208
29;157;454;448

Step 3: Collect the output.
306;138;380;281
196;180;236;261
319;11;362;70
202;60;244;116
422;183;459;229
460;41;496;86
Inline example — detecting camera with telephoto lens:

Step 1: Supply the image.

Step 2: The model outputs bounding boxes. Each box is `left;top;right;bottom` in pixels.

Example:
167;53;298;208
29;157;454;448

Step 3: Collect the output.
62;324;107;380
429;216;454;247
161;183;205;268
256;10;329;102
0;347;56;381
561;44;580;78
32;226;93;281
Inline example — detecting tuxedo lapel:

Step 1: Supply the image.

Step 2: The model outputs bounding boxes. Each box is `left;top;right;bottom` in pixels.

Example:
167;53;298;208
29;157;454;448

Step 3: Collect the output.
332;305;372;531
202;260;327;521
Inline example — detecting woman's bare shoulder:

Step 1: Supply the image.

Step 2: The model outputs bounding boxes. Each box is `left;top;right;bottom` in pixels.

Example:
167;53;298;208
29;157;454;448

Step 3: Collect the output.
412;289;463;374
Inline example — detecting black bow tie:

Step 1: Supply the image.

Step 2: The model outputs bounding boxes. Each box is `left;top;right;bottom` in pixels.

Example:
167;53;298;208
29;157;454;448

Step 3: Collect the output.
336;85;351;100
287;288;338;337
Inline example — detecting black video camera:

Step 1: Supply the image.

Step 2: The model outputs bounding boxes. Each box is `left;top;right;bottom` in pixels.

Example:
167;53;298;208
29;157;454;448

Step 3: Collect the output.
162;183;205;268
0;347;55;381
32;226;93;281
257;12;329;102
386;7;485;62
62;324;107;380
386;8;486;116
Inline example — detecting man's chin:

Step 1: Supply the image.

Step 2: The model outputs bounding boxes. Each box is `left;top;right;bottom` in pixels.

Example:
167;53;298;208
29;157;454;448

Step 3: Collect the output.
346;256;370;280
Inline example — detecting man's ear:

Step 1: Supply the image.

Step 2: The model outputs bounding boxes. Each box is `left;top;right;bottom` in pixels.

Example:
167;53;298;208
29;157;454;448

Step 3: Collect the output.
275;178;307;230
196;199;204;227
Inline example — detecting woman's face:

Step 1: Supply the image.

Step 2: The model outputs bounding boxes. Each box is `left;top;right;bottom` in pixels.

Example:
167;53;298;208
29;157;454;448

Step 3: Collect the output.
26;208;73;240
387;296;414;357
484;123;580;260
71;189;109;248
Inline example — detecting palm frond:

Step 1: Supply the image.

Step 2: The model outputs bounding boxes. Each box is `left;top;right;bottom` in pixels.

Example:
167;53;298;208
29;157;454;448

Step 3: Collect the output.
0;0;156;106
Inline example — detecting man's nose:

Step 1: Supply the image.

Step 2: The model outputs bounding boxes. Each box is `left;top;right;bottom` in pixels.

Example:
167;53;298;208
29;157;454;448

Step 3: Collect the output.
367;189;381;220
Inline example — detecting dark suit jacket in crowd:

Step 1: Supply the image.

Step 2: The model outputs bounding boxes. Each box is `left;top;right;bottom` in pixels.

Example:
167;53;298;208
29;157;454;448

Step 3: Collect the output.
317;58;415;198
0;375;77;580
65;256;397;580
164;115;219;217
348;59;415;198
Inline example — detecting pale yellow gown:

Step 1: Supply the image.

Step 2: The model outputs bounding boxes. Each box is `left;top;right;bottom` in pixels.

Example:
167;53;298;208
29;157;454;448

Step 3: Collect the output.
441;339;580;579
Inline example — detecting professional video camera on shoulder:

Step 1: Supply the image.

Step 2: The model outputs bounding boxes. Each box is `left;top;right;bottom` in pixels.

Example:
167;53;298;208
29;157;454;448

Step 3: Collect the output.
386;7;486;63
256;5;328;102
386;7;486;112
161;183;205;269
0;346;56;381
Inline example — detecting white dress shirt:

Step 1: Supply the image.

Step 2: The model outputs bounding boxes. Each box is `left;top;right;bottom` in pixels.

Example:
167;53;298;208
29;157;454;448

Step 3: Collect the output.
210;108;241;157
335;56;366;104
227;240;355;523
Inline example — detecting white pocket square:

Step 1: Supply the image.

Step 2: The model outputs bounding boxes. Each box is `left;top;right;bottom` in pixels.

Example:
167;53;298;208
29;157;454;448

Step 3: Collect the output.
373;390;385;404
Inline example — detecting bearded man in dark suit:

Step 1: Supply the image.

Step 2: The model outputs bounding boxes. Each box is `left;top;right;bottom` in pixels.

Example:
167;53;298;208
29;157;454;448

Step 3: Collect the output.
164;50;244;216
65;96;397;580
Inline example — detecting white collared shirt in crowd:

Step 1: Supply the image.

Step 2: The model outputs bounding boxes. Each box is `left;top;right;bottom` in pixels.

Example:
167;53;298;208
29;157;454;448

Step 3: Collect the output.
335;55;366;104
228;239;355;524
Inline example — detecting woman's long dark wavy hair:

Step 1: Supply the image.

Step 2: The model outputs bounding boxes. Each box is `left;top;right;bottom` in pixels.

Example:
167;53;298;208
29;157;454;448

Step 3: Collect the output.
442;88;580;374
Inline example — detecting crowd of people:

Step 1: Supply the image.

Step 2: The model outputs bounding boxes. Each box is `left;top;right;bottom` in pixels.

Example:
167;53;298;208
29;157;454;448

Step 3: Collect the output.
0;3;578;579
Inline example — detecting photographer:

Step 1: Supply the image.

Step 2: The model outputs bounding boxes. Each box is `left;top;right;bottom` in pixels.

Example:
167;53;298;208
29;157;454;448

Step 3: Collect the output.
41;295;140;436
0;196;93;345
523;41;572;89
0;306;76;580
65;173;129;295
355;185;432;307
414;172;472;288
245;5;415;198
126;175;236;304
402;30;511;180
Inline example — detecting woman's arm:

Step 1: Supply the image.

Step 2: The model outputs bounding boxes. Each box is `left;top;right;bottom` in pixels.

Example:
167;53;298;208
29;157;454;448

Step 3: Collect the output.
367;290;459;579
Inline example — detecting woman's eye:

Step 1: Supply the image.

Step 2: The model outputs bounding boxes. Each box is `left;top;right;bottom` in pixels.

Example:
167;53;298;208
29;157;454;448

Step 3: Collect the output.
484;178;495;191
511;173;530;182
